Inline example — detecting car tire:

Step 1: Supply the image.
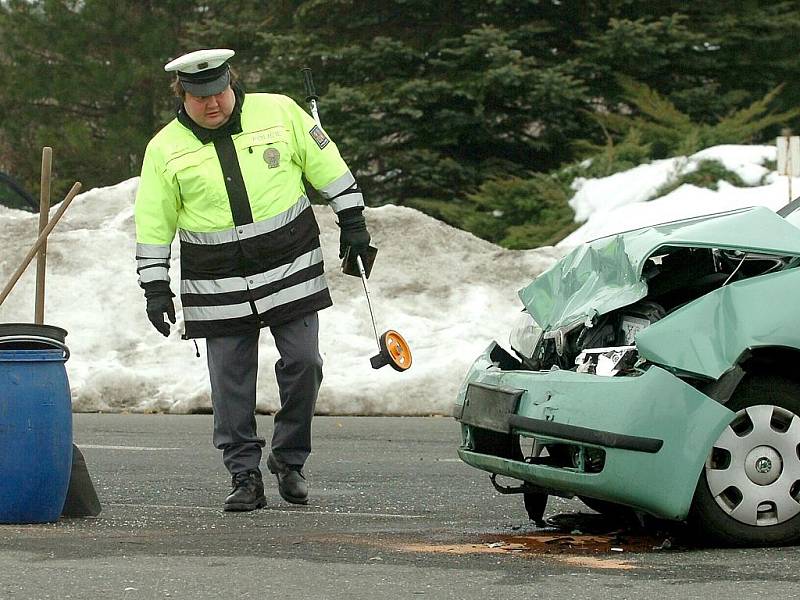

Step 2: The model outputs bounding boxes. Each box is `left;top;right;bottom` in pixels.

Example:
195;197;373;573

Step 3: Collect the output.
690;374;800;547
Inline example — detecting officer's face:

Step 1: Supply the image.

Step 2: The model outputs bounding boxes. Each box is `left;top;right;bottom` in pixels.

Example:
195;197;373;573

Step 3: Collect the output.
184;86;236;129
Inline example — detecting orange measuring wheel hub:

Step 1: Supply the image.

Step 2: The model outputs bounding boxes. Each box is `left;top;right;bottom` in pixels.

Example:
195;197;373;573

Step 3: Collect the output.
370;330;412;371
382;330;412;371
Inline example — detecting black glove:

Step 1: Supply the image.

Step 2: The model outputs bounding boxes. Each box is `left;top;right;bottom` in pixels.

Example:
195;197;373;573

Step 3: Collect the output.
337;207;371;260
143;281;176;337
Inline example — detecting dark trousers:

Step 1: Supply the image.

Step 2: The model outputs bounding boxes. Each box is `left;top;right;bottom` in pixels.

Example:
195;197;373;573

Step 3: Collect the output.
205;313;323;474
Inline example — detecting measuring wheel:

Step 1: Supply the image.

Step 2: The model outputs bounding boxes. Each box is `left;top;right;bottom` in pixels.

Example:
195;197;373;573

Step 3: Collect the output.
370;330;412;371
304;67;412;373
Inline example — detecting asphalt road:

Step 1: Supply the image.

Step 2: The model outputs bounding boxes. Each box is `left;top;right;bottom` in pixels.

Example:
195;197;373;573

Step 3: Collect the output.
1;415;799;600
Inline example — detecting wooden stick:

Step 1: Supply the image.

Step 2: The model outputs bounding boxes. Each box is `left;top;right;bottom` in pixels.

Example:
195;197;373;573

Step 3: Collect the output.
0;182;82;308
34;147;52;324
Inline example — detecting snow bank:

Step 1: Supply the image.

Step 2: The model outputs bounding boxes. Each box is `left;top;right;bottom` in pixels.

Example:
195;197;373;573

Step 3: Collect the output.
0;180;562;414
2;143;792;414
562;144;791;246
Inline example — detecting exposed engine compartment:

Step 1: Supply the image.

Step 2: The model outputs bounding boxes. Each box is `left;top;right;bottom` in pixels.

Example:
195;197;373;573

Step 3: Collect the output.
514;246;796;372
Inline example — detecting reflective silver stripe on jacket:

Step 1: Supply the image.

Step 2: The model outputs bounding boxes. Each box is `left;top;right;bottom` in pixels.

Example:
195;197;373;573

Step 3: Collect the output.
138;266;170;284
180;248;323;296
318;171;355;199
254;275;327;314
319;170;364;213
178;196;310;245
136;243;171;258
182;275;327;322
181;301;254;322
136;243;171;285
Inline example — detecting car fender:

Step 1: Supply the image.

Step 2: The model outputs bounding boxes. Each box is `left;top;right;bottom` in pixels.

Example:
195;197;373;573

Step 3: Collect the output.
636;268;800;380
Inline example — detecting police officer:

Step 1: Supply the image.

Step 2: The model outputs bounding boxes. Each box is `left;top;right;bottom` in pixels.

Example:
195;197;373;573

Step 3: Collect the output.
134;49;371;511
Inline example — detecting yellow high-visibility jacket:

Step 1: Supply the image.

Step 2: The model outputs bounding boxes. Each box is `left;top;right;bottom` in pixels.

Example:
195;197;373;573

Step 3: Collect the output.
134;91;363;338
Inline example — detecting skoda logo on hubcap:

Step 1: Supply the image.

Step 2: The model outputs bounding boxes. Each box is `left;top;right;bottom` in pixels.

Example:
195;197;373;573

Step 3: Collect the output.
755;457;773;474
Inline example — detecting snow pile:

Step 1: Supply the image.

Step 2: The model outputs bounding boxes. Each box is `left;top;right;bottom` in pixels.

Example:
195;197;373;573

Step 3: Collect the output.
562;144;792;246
0;181;562;414
2;143;793;415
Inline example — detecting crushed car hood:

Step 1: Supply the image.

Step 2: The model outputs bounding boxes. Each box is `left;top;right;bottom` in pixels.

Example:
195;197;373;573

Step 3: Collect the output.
520;207;800;329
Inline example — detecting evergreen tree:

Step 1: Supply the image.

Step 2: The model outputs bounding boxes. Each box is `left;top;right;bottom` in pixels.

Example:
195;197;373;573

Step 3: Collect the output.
190;1;592;205
578;2;800;127
0;0;195;204
1;0;798;250
594;78;800;159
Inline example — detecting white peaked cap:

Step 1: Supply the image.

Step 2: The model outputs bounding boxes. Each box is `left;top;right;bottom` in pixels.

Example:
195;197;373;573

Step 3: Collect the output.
164;49;235;73
164;49;236;96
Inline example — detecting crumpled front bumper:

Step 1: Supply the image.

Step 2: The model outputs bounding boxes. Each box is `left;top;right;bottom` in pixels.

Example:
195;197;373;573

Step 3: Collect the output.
453;343;734;520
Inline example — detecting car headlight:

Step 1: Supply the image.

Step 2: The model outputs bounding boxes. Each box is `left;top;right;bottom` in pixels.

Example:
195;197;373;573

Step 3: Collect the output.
509;310;543;359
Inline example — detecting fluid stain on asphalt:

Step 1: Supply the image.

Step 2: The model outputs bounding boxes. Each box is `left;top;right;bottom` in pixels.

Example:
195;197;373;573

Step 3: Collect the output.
389;539;637;569
310;525;674;571
386;530;663;568
488;526;669;553
303;509;680;569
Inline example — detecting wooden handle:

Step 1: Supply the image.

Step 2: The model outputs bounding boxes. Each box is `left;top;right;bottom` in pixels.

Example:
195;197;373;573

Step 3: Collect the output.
35;147;53;324
0;182;81;308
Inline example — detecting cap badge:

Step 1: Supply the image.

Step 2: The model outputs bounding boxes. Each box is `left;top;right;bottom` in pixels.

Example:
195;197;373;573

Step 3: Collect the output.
197;61;209;69
263;148;281;168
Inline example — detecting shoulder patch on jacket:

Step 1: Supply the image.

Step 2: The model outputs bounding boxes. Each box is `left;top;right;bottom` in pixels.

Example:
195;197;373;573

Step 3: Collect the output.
309;125;330;149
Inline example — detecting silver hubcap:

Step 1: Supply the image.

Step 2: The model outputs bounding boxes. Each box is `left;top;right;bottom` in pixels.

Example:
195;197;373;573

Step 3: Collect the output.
705;404;800;527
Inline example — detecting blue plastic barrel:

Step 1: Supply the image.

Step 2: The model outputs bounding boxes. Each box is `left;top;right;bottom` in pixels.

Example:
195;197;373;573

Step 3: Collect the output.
0;324;72;523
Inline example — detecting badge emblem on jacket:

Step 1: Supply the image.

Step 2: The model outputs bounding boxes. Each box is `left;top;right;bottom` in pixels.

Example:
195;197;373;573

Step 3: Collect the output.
263;148;281;168
309;125;330;149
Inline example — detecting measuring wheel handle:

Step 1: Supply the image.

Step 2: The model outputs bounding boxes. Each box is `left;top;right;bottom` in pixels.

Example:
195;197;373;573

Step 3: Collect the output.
300;68;412;374
370;330;412;372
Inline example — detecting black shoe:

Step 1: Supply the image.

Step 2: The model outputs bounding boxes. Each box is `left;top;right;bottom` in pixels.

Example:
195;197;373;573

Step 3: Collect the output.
266;453;308;505
224;469;267;512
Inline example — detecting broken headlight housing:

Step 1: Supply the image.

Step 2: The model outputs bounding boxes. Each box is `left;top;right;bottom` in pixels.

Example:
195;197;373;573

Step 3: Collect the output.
509;310;543;362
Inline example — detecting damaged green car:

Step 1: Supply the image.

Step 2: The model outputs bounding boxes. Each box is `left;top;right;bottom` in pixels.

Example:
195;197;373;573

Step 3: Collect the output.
454;205;800;546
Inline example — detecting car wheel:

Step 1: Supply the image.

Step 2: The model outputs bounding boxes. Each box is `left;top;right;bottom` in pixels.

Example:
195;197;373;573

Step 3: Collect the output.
690;374;800;546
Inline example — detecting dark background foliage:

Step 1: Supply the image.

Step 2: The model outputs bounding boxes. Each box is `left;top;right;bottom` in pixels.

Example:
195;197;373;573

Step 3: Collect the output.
1;0;798;247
